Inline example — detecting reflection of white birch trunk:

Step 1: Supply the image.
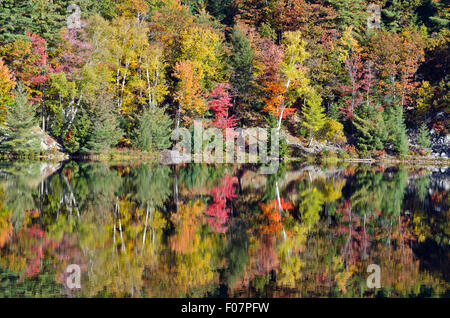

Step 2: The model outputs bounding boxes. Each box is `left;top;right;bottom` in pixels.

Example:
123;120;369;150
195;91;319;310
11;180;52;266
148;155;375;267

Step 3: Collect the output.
114;198;122;274
275;181;287;240
113;212;117;256
142;205;151;246
276;181;282;216
118;215;125;253
63;176;79;217
116;197;126;254
174;167;179;213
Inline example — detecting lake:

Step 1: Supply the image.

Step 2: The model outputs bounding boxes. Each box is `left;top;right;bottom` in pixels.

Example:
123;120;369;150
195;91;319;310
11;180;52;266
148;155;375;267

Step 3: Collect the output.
0;160;448;297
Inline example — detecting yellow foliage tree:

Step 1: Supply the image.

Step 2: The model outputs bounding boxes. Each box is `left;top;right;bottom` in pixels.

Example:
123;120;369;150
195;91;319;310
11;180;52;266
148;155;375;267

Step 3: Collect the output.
173;60;207;128
179;25;223;87
0;58;16;122
277;31;310;131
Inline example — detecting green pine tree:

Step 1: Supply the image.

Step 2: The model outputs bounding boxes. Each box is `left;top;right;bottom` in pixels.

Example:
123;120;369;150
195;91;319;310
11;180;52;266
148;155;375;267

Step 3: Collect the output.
382;2;402;32
132;106;173;152
0;0;116;47
418;0;449;33
0;0;34;44
0;0;66;48
206;0;237;26
353;105;387;152
328;0;368;33
385;104;408;155
417;123;431;149
83;105;122;153
327;102;340;120
0;82;41;155
228;25;256;112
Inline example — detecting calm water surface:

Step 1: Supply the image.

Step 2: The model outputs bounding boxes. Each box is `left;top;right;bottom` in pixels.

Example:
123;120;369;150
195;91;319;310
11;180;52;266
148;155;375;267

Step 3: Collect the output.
0;160;448;297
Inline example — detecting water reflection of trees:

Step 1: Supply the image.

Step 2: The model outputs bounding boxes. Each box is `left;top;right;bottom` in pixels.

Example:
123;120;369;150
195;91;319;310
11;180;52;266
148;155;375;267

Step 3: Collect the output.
0;162;448;297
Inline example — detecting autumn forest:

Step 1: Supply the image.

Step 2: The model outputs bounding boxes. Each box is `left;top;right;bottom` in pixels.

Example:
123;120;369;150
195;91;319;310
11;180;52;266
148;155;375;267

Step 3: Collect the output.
0;0;448;159
0;0;448;300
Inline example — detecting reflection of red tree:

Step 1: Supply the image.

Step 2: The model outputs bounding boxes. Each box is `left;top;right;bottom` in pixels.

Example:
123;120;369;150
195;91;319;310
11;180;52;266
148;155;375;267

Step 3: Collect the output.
7;210;84;280
206;175;237;233
0;208;12;248
375;215;416;261
255;234;279;276
53;234;85;286
259;199;293;234
371;165;385;173
170;201;205;253
371;215;419;291
335;200;364;266
343;166;357;177
18;224;48;277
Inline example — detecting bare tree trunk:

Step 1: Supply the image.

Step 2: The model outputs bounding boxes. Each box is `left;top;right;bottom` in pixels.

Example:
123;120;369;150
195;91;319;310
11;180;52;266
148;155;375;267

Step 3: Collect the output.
176;102;182;131
41;88;46;131
277;79;291;132
146;67;152;108
391;73;396;102
66;94;82;137
308;135;314;147
42;103;45;131
118;60;130;110
116;57;122;109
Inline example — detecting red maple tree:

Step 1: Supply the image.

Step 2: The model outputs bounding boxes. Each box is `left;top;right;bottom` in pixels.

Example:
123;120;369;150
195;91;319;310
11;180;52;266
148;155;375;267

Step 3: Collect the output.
208;83;238;132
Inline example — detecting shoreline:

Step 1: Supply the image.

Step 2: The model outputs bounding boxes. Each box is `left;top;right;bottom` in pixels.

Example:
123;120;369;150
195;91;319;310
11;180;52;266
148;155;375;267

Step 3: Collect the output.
1;151;448;166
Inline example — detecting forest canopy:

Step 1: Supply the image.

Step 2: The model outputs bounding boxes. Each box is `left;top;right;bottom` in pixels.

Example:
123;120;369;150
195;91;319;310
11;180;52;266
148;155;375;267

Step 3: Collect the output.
0;0;448;159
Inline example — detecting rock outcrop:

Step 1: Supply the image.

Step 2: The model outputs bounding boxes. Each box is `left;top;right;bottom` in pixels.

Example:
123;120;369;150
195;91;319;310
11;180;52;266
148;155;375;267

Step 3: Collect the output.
160;149;192;165
30;127;68;160
430;131;449;158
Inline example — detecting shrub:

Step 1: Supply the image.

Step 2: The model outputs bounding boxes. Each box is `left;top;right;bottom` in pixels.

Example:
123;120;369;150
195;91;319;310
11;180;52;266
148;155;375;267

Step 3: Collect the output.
322;118;345;144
